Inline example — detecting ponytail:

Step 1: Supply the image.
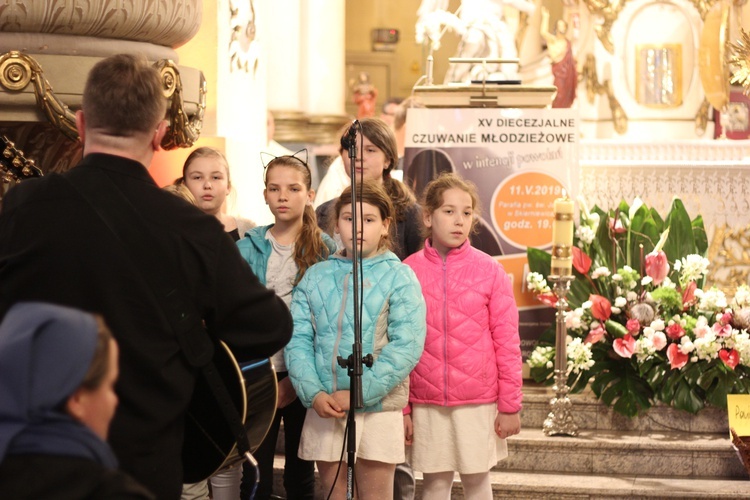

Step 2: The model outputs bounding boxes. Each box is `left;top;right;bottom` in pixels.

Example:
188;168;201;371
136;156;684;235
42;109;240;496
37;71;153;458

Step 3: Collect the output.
293;204;331;285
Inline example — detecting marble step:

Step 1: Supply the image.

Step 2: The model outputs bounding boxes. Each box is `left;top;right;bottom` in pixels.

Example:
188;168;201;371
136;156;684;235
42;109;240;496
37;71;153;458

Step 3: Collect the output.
521;383;729;434
461;470;750;499
269;456;750;499
499;428;747;479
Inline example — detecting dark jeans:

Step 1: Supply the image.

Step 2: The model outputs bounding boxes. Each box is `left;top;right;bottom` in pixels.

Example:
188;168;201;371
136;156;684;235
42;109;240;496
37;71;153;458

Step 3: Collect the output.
242;371;314;500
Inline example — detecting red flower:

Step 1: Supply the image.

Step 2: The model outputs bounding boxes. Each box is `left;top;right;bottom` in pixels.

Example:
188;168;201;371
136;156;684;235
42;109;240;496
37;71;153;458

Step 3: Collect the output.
719;349;740;369
584;325;606;344
537;292;558;308
667;343;689;369
665;323;685;340
572;246;592;275
682;281;697;310
626;318;641;335
613;334;636;358
645;251;670;285
589;294;612;321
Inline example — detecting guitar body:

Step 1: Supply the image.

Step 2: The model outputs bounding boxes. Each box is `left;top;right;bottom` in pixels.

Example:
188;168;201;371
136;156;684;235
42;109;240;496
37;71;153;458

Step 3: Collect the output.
182;341;277;483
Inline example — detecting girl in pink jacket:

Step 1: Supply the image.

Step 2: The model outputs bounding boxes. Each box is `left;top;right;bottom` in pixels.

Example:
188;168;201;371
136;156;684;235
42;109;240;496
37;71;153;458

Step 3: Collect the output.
403;173;522;499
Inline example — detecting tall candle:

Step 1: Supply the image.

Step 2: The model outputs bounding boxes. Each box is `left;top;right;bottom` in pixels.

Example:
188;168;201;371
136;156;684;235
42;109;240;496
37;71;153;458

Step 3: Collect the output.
551;195;574;276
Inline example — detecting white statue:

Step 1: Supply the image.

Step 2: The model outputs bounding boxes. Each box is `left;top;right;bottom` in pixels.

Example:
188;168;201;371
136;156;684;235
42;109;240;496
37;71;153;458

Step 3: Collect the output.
416;0;536;83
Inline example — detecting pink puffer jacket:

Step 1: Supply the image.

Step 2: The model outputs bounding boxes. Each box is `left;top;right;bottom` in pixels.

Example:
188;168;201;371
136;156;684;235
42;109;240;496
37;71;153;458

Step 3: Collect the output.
403;239;522;414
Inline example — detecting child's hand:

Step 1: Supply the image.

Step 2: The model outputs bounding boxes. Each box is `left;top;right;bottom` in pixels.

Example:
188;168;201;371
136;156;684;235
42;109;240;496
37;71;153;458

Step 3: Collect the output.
277;377;296;409
331;390;351;411
312;392;346;418
495;412;521;439
403;414;413;445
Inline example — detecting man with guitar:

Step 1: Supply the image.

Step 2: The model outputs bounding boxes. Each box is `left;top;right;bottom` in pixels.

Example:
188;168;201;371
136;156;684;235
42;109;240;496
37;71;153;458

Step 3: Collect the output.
0;54;292;500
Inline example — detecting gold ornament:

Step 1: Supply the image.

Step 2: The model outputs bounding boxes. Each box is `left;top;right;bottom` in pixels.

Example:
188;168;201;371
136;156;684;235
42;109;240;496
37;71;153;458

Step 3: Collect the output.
730;28;750;95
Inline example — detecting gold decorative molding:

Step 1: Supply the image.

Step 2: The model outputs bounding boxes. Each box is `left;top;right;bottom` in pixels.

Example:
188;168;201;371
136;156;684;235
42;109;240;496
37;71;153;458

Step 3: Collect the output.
229;0;259;74
690;0;720;20
706;223;750;294
155;60;207;150
1;133;42;203
694;97;711;135
582;0;717;54
1;134;41;182
0;51;206;150
730;28;750;95
0;51;77;141
581;54;628;134
580;0;627;54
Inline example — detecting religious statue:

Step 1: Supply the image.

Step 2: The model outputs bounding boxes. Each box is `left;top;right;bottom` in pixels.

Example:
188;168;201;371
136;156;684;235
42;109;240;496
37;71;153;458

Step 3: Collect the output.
540;7;577;108
415;0;536;83
350;71;378;119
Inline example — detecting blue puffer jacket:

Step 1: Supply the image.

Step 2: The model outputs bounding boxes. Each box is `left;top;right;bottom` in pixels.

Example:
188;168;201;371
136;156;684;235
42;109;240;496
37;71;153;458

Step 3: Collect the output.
236;224;337;286
285;250;427;412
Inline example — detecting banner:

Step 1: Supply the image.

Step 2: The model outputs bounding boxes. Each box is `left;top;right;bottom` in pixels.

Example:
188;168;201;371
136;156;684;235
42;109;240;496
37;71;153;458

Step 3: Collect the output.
403;108;579;366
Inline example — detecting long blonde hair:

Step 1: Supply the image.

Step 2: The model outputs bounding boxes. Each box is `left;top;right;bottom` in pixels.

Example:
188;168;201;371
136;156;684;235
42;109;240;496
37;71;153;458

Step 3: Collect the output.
264;155;331;284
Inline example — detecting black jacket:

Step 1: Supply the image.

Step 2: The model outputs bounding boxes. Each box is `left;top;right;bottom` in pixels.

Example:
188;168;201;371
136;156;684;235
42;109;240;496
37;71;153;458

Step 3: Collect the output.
0;154;292;499
0;455;154;499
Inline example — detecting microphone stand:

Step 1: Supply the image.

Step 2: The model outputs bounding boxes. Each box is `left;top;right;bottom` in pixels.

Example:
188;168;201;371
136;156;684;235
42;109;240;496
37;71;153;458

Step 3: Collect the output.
336;121;373;500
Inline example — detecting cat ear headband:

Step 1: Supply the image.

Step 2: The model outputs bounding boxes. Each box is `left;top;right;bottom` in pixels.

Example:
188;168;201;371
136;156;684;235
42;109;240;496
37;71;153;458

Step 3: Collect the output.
261;149;309;182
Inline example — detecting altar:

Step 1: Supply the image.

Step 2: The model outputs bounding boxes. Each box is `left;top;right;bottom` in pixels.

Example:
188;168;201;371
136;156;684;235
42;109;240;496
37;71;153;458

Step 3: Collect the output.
579;138;750;290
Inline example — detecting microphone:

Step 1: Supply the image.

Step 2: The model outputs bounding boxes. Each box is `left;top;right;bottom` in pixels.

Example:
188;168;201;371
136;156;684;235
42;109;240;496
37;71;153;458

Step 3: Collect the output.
346;119;359;161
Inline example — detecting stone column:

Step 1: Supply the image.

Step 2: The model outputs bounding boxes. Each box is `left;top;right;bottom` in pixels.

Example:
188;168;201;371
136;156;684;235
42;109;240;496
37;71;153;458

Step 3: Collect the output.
300;0;348;143
263;0;306;142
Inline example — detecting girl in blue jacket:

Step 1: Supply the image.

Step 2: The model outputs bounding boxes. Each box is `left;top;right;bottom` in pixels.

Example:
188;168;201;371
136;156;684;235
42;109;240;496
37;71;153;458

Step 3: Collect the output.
285;181;426;500
236;154;336;500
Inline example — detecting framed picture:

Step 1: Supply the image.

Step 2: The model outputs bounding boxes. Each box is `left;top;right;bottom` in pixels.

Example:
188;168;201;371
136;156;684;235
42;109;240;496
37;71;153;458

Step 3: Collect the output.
713;86;750;140
635;44;683;108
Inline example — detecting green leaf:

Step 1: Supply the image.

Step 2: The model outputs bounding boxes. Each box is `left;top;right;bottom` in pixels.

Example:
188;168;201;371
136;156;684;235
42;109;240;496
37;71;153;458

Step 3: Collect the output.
526;247;551;276
591;207;615;272
604;320;629;338
589;359;654;416
529;365;554;384
649;208;664;233
628;205;660;268
698;362;735;409
673;378;704;414
663;199;697;262
692;215;708;256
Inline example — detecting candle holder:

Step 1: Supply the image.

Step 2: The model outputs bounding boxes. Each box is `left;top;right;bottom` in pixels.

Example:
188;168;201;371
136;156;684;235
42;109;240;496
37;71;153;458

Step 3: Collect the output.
542;274;579;437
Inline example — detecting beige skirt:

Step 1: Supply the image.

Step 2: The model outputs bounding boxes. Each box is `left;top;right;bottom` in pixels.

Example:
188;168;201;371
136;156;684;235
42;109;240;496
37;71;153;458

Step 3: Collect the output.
410;403;508;474
298;408;405;464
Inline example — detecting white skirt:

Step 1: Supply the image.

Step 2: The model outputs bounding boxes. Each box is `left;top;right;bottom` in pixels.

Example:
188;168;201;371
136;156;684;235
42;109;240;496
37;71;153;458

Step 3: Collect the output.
298;408;405;464
410;403;507;474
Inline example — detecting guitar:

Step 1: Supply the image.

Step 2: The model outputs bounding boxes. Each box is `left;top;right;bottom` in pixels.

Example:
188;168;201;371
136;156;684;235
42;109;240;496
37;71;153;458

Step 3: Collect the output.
182;341;277;483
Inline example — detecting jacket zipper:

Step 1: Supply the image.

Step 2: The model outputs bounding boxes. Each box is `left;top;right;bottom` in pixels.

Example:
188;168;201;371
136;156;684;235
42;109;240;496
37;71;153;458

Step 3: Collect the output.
332;272;350;392
442;258;448;406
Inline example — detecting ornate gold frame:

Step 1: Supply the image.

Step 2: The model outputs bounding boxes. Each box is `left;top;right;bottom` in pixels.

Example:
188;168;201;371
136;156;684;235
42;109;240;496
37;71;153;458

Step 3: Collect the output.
581;54;628;133
635;44;683;108
0;51;206;150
